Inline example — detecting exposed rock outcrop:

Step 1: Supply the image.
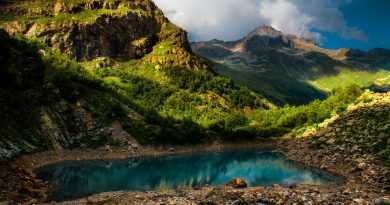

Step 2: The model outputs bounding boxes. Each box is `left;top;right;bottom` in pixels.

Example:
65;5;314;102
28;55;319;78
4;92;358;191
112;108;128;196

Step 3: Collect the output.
0;30;149;159
0;0;208;70
1;0;164;61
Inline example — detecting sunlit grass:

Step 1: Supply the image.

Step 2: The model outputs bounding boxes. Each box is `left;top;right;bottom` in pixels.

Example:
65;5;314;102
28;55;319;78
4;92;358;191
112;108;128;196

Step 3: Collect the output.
309;67;390;92
0;1;147;24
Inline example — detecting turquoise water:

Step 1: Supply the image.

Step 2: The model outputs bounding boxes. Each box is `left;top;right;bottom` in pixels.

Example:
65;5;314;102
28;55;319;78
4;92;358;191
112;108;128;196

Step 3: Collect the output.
36;149;343;201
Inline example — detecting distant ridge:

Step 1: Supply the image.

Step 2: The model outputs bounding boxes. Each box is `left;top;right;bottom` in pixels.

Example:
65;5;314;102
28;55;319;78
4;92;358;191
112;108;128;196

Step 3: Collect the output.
192;26;390;105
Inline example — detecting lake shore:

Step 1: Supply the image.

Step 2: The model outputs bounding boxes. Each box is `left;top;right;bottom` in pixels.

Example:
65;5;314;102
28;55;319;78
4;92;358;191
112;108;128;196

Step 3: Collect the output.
12;139;282;171
2;137;389;204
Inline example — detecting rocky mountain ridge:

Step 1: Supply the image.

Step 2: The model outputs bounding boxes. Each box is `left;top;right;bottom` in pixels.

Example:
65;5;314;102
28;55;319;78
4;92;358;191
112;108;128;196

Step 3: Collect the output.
192;26;390;105
0;0;207;70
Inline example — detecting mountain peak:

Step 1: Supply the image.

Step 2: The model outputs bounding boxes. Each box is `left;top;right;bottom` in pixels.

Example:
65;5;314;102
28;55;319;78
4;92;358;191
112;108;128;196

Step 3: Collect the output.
242;25;295;50
247;25;284;38
246;26;319;49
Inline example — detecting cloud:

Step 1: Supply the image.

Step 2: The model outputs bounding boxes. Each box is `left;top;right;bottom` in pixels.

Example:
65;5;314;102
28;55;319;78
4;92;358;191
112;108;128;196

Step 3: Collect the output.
259;0;322;41
153;0;368;43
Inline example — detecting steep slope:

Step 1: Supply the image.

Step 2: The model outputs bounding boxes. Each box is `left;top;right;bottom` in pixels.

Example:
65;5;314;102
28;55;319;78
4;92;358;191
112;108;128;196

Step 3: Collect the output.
0;1;273;159
306;91;390;167
192;26;390;105
0;29;151;158
0;0;205;69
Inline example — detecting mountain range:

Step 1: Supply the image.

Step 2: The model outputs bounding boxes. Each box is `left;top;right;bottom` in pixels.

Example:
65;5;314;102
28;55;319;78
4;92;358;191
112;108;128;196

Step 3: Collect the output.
191;26;390;105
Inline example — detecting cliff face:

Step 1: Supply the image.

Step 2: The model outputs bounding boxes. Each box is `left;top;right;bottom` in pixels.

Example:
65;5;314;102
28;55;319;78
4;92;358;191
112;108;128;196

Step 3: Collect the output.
0;0;205;69
0;30;131;158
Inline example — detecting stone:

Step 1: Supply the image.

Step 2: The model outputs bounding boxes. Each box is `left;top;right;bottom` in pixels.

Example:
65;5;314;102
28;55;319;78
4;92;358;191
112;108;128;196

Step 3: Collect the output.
304;155;311;161
22;198;38;205
226;178;247;188
272;184;284;190
315;127;332;137
374;197;390;205
104;145;112;152
334;146;345;152
326;138;336;145
342;189;351;195
358;162;367;169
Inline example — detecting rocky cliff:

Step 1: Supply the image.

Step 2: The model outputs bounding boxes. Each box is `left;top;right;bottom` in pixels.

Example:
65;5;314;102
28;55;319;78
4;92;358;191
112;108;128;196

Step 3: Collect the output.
0;30;148;158
0;0;207;69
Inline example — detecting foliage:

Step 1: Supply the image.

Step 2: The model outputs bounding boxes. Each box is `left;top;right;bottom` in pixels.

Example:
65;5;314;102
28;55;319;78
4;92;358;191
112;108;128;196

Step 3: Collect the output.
0;29;367;158
309;67;390;92
243;85;363;139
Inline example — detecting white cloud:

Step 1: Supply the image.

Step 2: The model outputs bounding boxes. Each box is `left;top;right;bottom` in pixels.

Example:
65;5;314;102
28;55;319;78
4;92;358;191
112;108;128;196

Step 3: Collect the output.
153;0;367;42
259;0;322;41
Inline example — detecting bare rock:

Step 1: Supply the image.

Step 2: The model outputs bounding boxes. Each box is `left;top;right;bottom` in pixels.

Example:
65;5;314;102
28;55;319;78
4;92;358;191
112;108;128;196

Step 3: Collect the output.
374;197;390;205
226;178;247;189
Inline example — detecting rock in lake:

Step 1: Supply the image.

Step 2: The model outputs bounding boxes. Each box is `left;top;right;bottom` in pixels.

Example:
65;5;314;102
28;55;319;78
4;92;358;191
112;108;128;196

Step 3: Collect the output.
226;178;247;188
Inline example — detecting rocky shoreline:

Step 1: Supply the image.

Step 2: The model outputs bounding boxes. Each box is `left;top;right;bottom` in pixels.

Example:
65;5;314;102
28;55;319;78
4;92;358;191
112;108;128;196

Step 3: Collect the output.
1;93;389;205
0;137;388;205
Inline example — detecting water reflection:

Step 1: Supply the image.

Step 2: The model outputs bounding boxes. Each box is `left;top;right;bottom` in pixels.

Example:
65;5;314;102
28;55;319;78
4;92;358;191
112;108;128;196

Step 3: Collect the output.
36;149;343;201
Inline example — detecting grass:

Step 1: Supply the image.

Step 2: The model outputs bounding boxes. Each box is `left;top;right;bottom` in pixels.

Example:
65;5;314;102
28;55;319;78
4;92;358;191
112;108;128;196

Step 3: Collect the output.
309;67;390;92
35;7;146;24
0;1;149;24
214;62;326;106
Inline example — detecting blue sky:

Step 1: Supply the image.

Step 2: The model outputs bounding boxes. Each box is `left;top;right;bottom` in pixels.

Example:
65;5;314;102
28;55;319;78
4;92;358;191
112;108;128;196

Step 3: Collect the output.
154;0;390;51
323;0;390;50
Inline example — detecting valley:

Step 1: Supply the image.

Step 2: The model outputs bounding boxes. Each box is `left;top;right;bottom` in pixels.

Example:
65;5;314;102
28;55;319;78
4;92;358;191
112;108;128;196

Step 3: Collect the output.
191;26;390;105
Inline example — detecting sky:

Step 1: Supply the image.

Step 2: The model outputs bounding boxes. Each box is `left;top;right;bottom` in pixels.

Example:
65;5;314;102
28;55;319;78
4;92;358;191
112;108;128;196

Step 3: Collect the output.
154;0;390;51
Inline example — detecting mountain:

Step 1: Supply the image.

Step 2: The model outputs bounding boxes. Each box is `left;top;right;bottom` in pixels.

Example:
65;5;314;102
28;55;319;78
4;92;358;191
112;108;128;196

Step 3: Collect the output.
0;0;208;69
1;3;389;204
0;0;272;159
191;26;390;105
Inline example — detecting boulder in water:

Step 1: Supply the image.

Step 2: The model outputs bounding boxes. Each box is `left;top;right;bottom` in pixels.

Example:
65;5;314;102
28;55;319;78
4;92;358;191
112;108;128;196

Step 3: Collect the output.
226;178;247;188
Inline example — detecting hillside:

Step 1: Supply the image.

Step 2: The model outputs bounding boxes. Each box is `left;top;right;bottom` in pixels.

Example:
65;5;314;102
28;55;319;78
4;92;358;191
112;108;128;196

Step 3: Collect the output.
0;0;273;159
191;26;390;105
0;0;207;69
305;91;390;166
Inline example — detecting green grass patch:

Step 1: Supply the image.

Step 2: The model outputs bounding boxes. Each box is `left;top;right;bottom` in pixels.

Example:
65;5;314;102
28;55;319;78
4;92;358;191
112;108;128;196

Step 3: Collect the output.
309;67;390;92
